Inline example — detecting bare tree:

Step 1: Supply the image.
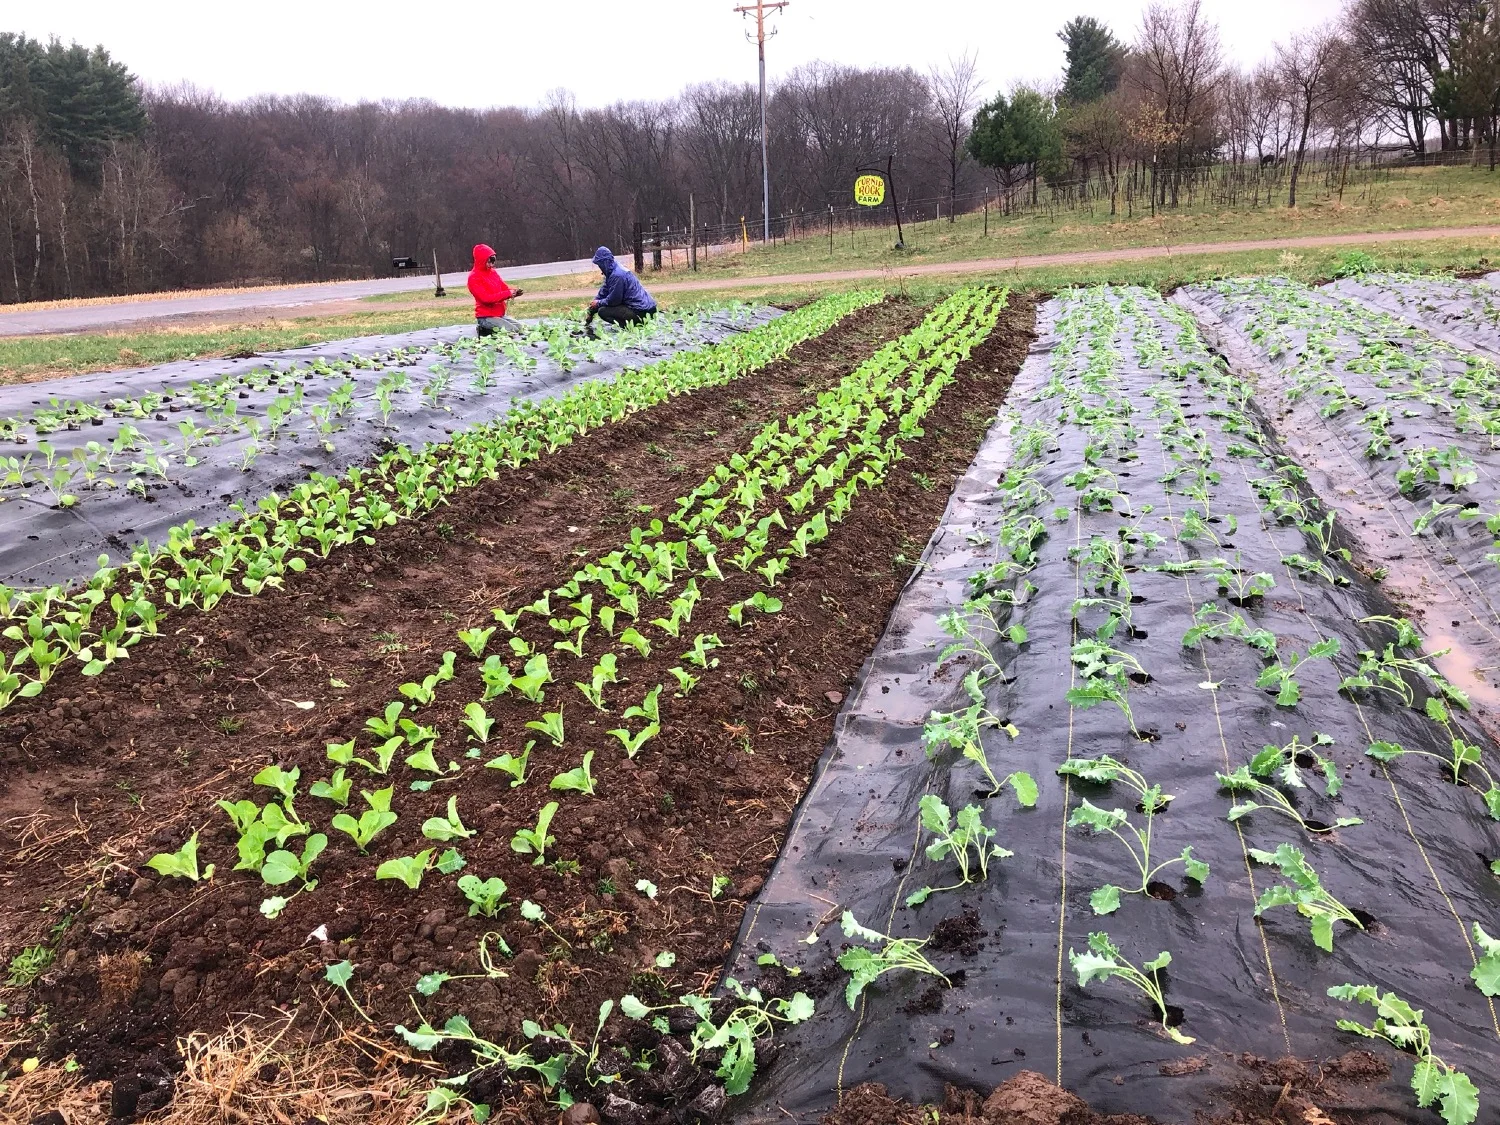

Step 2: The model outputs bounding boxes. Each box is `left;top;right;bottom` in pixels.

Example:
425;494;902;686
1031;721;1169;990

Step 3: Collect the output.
929;52;984;220
1277;27;1344;206
1132;0;1225;205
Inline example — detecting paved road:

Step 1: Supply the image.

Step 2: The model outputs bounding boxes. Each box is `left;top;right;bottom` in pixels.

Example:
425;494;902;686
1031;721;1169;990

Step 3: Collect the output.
8;224;1500;337
0;256;600;337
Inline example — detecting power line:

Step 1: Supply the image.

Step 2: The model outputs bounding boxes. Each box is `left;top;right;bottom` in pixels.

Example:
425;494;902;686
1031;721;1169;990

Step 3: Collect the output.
734;0;787;245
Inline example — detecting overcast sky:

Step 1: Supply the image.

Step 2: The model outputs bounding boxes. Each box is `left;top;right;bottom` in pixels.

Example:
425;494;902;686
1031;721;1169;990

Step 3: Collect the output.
16;0;1346;109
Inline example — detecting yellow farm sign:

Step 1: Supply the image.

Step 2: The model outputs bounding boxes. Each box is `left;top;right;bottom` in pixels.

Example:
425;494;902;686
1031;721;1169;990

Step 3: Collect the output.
853;174;886;207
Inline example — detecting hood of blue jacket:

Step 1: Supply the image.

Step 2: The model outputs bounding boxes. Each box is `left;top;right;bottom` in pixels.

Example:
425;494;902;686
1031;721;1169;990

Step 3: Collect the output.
592;246;616;274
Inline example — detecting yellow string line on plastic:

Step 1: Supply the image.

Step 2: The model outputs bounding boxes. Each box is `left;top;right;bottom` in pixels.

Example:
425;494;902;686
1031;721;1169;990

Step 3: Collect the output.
1140;301;1292;1056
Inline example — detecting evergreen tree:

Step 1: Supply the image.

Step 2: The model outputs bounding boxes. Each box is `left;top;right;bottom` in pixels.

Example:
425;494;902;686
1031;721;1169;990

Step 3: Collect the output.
0;33;146;178
1058;17;1126;105
967;87;1065;205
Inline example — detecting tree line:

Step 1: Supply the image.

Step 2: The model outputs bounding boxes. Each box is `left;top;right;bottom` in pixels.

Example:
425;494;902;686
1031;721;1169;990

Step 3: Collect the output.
4;0;1500;303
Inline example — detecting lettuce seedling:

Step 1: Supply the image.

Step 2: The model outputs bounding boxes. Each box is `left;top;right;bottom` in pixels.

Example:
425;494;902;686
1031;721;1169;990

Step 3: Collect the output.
252;764;299;802
457;626;495;659
682;633;723;669
669;666;699;696
365;702;404;740
479;655;513;701
608;721;659;759
1071;931;1192;1044
1248;842;1364;951
376;849;433;890
331;787;397;852
525;709;565;747
146;832;213;882
309;768;352;807
623;684;661;724
435;847;466;874
837;911;948;1008
512;801;558;865
551;751;597;795
261;833;327;887
514;654;552;703
617;627;651;658
1328;984;1479;1125
457;874;509;918
422;796;474;842
485;741;533;787
461;702;494;744
404;745;444;773
217;799;260;833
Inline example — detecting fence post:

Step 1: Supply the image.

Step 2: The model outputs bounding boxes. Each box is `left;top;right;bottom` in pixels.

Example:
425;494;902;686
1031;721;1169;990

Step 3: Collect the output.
689;194;698;272
633;223;644;273
650;217;661;271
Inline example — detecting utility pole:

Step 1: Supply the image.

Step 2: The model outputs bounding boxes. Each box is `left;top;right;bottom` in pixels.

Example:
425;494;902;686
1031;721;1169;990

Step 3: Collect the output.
734;0;787;245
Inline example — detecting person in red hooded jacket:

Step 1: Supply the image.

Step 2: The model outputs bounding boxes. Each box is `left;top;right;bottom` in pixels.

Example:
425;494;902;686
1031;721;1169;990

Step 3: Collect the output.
467;243;524;337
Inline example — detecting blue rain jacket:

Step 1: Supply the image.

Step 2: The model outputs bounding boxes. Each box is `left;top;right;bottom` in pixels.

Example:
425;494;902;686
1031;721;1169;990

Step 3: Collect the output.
592;247;657;312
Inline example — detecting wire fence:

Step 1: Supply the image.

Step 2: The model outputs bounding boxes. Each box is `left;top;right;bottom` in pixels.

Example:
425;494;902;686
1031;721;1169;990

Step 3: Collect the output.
626;145;1491;274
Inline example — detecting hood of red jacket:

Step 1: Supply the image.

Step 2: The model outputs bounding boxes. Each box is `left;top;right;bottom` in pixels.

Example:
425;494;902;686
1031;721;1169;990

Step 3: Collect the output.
472;243;495;270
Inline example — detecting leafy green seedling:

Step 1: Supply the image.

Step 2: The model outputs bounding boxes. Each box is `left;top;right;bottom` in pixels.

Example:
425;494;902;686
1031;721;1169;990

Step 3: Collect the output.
331;787;398;851
619;627;652;657
261;833;327;888
309;768;352;807
1327;984;1478;1125
457;626;495;659
323;960;371;1022
1070;931;1192;1045
1471;923;1500;997
461;702;494;744
421;796;474;842
365;701;404;740
485;741;533;787
906;794;1013;906
551;751;597;796
1067;799;1207;914
1218;765;1363;832
608;721;659;758
1250;732;1341;796
1248;842;1364;951
511;801;558;865
146;832;213;882
252;763;299;802
668;666;699;696
525;709;565;747
457;874;509;918
837;911;948;1008
376;849;433;890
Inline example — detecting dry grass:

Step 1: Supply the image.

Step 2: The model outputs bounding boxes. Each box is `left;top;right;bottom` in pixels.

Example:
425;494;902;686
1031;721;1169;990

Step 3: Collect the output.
1;1012;469;1124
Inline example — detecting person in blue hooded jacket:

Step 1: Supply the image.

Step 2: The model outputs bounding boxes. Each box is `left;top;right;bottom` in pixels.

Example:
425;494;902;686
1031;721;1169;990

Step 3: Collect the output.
586;246;657;331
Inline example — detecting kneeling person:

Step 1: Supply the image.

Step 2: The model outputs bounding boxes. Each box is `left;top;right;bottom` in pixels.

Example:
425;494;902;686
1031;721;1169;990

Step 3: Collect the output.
468;243;524;337
587;246;657;329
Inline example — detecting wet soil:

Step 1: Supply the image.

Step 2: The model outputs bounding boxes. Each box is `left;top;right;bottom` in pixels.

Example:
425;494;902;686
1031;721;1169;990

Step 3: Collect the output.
0;295;1038;1120
826;1051;1393;1125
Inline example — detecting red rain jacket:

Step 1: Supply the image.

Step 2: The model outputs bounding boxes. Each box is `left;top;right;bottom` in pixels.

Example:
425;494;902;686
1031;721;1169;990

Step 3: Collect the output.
467;243;516;318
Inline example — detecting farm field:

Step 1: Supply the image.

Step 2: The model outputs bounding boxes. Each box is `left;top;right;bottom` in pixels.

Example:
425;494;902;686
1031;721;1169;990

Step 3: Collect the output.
3;271;1500;1125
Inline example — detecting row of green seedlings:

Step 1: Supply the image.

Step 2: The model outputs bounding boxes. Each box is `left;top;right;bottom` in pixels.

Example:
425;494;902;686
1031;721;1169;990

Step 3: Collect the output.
143;289;1005;1115
1152;290;1497;1125
0;304;748;447
145;287;1000;900
0;307;750;513
1155;296;1500;828
0;291;882;715
969;288;1492;1113
1204;276;1500;560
